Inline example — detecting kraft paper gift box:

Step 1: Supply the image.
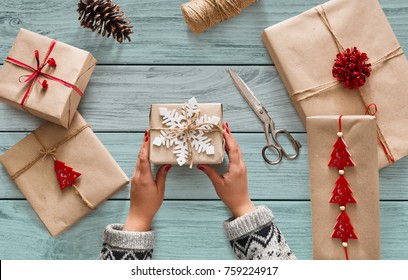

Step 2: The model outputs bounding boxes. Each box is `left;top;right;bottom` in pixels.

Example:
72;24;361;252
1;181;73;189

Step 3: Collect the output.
262;0;408;169
307;116;380;259
149;97;224;167
0;28;96;128
0;113;129;237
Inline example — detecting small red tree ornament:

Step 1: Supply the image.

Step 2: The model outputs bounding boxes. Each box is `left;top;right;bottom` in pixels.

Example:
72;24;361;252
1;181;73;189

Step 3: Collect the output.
54;160;81;190
331;211;358;242
332;47;372;90
328;137;355;170
329;175;356;206
328;116;358;260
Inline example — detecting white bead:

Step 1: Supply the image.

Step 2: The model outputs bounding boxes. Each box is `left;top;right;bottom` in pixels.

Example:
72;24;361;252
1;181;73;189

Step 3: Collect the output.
340;206;346;211
337;132;343;137
339;170;345;175
342;242;348;248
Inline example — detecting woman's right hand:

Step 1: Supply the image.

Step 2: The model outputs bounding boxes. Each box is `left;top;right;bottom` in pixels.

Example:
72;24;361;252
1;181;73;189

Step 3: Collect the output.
197;122;256;218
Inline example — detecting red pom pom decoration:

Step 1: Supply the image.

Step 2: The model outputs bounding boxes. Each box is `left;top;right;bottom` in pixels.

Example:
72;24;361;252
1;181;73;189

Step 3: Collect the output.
332;47;372;90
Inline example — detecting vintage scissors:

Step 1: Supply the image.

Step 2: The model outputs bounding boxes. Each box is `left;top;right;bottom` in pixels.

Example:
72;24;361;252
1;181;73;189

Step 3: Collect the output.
228;68;302;165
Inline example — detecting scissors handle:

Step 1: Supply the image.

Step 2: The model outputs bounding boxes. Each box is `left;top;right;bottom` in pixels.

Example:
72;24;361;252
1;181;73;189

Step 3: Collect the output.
274;129;302;160
262;144;283;165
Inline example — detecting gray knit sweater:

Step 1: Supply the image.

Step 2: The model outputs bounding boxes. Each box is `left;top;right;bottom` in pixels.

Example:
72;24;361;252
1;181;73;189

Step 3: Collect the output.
100;205;296;260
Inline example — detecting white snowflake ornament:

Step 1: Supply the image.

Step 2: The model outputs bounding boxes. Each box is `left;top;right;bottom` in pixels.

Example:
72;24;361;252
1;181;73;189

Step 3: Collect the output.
152;97;221;167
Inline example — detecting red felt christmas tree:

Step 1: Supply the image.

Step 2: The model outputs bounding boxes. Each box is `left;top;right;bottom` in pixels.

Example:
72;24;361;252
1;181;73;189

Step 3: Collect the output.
329;175;356;206
331;211;358;242
328;137;355;170
54;160;81;190
328;116;358;260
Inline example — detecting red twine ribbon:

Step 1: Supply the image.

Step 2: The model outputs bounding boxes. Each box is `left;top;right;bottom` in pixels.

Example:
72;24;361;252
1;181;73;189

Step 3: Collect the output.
5;40;83;110
365;104;395;163
338;115;343;132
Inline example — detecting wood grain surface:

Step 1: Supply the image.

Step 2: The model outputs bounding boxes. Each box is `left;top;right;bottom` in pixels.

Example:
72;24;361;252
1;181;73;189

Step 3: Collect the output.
0;201;407;260
0;0;406;65
0;66;299;132
1;132;408;200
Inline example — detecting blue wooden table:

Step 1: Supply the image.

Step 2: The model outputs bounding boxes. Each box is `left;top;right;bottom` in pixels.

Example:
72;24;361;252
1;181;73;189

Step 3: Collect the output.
0;0;407;260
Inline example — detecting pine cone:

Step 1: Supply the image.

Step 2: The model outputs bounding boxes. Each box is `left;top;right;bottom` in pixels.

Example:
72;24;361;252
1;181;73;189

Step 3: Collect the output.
77;0;133;43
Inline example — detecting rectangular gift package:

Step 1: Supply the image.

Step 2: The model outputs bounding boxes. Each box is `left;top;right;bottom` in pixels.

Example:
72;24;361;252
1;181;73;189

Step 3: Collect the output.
0;113;129;237
0;28;96;128
262;0;408;168
149;98;224;166
307;115;380;259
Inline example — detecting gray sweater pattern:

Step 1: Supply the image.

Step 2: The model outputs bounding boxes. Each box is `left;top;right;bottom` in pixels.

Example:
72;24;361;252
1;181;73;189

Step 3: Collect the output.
100;205;295;260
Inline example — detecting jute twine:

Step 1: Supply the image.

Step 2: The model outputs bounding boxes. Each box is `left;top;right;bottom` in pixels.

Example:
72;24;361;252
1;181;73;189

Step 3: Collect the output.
181;0;257;34
290;6;404;103
10;124;95;209
288;5;405;164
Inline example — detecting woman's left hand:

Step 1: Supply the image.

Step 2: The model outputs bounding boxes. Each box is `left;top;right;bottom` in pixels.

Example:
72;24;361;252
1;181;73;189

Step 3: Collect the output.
123;130;172;232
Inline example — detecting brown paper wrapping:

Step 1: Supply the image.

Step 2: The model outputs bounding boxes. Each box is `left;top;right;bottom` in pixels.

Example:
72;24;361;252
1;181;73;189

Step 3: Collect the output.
262;0;408;169
149;103;224;165
0;29;96;128
0;113;129;237
307;116;380;259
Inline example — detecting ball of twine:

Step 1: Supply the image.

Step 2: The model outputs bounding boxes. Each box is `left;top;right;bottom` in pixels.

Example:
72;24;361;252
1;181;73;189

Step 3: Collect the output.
181;0;257;34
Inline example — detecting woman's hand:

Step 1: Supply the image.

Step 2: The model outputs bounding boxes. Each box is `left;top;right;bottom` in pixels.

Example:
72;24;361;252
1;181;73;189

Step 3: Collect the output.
124;130;172;232
197;122;256;218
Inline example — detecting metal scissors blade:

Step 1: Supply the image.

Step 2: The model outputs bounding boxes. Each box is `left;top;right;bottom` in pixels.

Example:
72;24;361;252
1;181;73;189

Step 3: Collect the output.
228;68;302;165
228;68;269;122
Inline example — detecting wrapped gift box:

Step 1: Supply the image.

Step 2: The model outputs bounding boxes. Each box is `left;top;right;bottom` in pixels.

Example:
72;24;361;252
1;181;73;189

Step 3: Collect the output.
307;115;380;259
0;113;129;237
0;29;96;128
149;97;224;167
262;0;408;168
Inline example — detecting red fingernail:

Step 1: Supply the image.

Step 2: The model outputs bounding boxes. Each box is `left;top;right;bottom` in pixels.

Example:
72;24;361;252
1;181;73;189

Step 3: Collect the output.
226;127;230;134
197;165;205;171
165;164;172;172
225;122;229;128
144;135;149;142
144;130;148;137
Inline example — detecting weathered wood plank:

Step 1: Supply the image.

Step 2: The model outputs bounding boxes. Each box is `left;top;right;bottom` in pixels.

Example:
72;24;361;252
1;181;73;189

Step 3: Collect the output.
1;132;407;200
0;1;406;65
0;66;301;132
0;200;407;260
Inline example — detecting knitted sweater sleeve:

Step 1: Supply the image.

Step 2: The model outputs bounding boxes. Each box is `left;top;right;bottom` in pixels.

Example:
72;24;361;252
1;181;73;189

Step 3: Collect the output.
99;224;155;260
224;205;296;260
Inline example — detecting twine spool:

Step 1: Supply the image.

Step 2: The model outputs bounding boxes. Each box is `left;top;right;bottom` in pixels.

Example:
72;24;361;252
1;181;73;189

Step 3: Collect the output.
181;0;257;34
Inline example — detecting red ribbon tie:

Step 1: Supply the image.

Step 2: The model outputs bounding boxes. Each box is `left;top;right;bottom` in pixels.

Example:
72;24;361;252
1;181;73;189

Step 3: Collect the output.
5;40;83;110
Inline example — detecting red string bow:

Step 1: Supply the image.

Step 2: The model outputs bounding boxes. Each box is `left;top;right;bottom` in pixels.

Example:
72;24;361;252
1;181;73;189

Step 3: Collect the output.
19;45;57;91
5;40;83;110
